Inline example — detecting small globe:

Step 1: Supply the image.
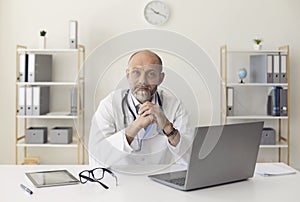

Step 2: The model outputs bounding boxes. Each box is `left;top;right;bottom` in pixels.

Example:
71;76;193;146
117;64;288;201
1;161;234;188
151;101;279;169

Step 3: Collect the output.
237;68;247;83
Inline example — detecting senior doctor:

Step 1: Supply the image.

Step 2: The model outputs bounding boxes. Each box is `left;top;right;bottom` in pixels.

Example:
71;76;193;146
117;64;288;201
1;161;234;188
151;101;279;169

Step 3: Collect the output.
89;50;192;167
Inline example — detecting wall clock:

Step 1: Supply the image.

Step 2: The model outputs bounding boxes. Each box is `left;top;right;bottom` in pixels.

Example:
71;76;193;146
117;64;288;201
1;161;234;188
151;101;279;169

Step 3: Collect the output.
144;1;170;26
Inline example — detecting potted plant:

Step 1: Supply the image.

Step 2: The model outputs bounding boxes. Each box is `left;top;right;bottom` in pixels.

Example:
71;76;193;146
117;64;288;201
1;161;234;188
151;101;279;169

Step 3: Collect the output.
39;30;47;49
253;38;262;50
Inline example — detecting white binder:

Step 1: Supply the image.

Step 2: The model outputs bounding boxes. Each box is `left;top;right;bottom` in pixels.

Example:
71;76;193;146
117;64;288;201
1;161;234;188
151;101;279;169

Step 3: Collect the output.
227;87;234;116
17;87;26;115
26;86;33;115
280;55;287;83
32;87;40;116
18;54;28;82
32;86;50;116
273;55;280;83
69;20;78;49
28;54;35;82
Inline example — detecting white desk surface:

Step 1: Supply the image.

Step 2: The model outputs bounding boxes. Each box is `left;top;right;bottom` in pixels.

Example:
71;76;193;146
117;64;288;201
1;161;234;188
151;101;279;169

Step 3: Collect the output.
1;163;299;202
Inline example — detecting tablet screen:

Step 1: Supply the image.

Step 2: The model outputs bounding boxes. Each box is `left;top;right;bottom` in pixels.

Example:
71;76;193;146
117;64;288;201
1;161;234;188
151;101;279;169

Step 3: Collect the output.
26;170;80;188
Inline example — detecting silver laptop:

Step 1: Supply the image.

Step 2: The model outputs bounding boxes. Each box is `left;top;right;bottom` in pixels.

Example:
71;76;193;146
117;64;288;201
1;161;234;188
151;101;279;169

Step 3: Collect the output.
149;122;264;191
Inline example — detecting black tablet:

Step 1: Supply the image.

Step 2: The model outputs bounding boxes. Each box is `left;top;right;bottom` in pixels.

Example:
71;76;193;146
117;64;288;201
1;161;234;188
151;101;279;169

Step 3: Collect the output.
25;170;80;188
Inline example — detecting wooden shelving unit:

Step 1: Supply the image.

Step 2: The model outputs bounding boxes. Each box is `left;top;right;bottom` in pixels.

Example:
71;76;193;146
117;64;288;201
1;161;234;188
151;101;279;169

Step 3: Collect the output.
220;45;290;164
15;45;85;164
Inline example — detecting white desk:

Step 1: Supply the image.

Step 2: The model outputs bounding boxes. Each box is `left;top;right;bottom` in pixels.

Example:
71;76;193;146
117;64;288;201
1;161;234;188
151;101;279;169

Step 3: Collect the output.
1;164;299;202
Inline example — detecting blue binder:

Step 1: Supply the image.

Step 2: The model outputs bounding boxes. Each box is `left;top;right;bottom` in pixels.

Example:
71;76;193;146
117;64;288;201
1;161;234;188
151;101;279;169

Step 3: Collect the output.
271;86;282;116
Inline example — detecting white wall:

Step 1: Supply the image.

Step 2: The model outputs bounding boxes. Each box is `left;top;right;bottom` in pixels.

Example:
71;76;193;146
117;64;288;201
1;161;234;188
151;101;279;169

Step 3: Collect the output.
1;0;300;167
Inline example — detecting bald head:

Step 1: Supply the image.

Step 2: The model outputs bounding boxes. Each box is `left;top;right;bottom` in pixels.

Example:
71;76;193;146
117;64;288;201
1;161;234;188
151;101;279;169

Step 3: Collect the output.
128;50;162;70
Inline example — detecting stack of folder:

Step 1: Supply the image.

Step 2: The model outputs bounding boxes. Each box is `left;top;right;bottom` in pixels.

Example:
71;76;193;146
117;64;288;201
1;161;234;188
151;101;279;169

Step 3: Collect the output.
18;86;50;116
249;54;287;83
17;53;53;116
267;86;288;116
18;53;52;82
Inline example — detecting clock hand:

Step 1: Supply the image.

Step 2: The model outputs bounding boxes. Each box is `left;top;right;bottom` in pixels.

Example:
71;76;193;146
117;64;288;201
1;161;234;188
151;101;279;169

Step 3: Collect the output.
150;7;167;18
150;7;159;14
157;12;167;18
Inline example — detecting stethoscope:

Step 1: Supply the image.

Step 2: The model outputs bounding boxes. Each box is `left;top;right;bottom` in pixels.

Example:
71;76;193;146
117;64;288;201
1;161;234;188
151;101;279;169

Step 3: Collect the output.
121;89;163;152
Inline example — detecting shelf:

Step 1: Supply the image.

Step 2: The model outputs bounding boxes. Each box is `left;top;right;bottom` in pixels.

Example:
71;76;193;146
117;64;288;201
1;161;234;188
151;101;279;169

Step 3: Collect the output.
226;49;287;54
16;139;78;148
17;82;77;86
225;83;288;87
260;142;288;148
17;114;77;119
226;116;288;120
17;48;79;54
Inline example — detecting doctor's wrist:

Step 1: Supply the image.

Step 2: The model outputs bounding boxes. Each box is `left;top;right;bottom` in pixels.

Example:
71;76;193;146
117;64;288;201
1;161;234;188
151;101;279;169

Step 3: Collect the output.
163;122;179;146
125;123;141;144
163;122;174;135
168;131;180;146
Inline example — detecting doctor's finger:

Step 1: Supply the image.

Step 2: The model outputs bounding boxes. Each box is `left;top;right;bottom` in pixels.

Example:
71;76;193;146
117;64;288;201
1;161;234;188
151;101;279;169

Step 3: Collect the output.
148;114;156;123
141;109;152;117
138;103;154;114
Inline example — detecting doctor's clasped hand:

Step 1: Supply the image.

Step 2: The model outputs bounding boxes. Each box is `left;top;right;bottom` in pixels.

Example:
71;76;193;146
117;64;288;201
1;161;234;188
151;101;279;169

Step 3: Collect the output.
126;100;179;146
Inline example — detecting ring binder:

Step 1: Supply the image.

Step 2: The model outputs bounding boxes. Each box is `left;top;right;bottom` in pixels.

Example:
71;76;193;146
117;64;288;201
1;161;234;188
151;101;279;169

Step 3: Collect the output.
18;53;28;82
227;87;234;116
17;87;26;115
69;20;78;49
273;55;280;83
26;86;33;115
280;55;287;83
32;86;50;116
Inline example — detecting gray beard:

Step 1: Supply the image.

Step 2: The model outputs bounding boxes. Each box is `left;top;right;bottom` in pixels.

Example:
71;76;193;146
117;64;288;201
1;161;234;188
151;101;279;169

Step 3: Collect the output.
134;90;152;103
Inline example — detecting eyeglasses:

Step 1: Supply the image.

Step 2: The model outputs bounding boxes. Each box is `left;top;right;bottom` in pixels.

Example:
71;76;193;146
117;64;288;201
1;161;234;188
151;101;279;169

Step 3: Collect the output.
79;167;118;189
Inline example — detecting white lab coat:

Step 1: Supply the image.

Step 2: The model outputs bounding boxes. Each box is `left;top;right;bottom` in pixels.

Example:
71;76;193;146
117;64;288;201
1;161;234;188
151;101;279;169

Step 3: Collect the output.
88;88;193;167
